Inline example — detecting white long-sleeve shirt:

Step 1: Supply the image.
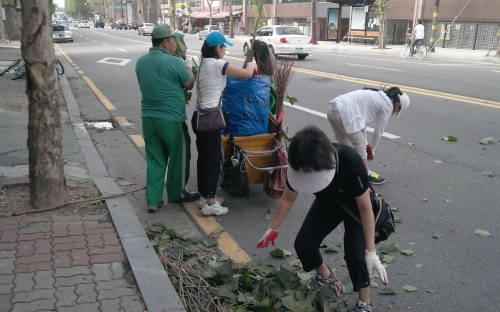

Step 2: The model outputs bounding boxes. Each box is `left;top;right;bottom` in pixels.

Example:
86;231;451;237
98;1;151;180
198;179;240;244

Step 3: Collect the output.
329;90;393;150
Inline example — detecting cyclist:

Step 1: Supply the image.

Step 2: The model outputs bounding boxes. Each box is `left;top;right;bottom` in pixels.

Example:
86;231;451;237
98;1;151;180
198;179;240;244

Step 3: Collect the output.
407;19;425;57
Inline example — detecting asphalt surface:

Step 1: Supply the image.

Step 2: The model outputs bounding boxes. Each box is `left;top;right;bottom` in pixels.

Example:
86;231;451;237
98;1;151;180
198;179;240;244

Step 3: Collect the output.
57;24;500;311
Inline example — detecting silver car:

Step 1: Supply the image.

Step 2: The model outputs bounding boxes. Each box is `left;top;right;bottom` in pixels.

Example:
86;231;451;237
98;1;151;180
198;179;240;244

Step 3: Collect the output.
52;25;73;42
198;25;221;40
138;23;155;36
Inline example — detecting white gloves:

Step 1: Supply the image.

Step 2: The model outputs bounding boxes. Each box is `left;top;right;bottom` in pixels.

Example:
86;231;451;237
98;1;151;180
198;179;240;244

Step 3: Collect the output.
184;57;192;68
365;249;388;285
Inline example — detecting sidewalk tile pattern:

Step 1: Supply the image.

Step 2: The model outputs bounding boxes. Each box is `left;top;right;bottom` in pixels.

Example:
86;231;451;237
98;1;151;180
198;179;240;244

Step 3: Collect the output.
0;215;144;312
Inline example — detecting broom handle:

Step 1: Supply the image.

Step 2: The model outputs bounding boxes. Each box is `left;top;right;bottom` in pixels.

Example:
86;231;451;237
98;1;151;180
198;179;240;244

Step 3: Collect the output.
243;4;264;68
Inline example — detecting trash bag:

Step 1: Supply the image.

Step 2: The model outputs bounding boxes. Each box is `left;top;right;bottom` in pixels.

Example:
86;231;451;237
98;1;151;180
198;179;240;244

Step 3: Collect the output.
222;76;270;136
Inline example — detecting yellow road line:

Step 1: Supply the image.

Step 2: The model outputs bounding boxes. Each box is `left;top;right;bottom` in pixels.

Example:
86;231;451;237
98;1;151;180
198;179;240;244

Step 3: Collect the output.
115;116;130;126
81;76;116;110
54;43;75;64
183;201;252;264
74;66;80;69
130;134;145;147
77;70;84;74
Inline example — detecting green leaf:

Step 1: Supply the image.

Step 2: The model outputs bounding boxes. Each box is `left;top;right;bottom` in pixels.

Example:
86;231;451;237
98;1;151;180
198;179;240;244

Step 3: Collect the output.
235;306;249;312
297;272;312;281
213;226;225;233
325;244;340;253
388;243;400;252
479;137;495;145
91;199;105;205
402;285;418;292
216;283;237;299
263;208;275;220
442;135;458;141
382;254;395;264
269;248;292;258
379;288;396;295
370;281;379;288
237;292;255;304
400;249;415;256
434;160;442;163
474;229;491;237
390;206;398;211
432;231;443;239
286;95;298;105
202;237;218;247
275;266;301;289
415;264;424;269
281;294;313;311
148;224;165;233
395;218;403;223
482;170;494;177
239;273;254;292
425;288;437;294
215;261;234;284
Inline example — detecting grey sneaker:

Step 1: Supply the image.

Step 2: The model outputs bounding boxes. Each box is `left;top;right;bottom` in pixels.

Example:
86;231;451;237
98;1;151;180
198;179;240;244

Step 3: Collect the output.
148;201;164;213
368;171;386;185
352;300;374;312
306;268;336;289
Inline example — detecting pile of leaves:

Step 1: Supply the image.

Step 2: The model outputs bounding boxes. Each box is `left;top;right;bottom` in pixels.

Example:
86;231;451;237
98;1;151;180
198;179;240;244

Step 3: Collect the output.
147;224;349;312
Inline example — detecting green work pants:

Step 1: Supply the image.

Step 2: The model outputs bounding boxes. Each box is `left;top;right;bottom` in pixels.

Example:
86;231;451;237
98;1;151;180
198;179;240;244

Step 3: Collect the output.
142;117;191;205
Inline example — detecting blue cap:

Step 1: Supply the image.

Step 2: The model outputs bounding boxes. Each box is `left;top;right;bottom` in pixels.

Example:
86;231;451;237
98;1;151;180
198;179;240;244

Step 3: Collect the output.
206;32;233;47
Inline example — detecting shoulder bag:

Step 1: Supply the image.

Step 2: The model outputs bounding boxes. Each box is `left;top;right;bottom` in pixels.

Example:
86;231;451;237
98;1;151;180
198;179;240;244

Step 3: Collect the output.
332;148;396;244
195;59;226;133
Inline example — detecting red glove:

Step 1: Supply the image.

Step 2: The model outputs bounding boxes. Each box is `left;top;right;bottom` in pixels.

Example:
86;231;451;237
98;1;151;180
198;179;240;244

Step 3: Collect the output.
256;227;279;248
366;144;374;161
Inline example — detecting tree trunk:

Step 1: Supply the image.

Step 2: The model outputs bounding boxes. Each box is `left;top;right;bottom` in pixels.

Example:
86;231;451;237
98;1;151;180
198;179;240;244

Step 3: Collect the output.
21;0;66;209
209;3;212;26
496;40;500;57
311;0;317;44
378;0;387;49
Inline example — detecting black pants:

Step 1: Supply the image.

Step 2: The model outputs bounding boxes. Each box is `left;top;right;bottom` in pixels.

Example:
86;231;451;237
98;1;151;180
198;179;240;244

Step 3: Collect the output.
294;200;370;292
191;111;221;198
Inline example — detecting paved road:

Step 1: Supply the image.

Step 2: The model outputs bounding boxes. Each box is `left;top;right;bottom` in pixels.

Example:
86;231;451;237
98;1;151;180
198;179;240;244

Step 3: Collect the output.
57;26;500;311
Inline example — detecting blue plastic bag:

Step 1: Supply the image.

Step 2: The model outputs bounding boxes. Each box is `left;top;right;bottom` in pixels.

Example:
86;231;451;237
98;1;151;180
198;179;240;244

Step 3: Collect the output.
222;76;270;136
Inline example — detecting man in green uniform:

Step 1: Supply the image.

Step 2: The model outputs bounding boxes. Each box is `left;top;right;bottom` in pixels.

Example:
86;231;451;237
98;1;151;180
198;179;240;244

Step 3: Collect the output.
136;24;199;212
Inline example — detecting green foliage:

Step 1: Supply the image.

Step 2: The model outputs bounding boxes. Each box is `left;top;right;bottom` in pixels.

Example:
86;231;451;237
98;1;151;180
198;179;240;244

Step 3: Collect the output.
148;225;348;311
252;0;266;31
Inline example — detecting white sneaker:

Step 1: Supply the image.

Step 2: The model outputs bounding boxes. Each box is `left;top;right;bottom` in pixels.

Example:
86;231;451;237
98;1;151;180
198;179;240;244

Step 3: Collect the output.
198;197;225;209
201;202;228;216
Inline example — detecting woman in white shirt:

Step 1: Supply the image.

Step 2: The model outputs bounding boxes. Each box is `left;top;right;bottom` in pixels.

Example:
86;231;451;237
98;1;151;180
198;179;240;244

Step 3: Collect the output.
191;32;255;216
327;87;410;184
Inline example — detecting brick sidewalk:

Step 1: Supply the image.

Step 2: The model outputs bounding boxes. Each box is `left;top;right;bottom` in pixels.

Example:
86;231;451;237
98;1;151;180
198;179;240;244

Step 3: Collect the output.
0;215;144;312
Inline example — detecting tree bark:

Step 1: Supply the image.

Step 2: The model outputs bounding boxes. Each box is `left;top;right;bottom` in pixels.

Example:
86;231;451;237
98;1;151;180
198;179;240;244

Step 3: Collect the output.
496;39;500;57
378;0;387;49
21;0;66;209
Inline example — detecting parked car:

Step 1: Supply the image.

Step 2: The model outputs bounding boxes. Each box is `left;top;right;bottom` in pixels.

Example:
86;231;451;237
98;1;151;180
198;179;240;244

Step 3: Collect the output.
52;25;73;42
77;20;91;29
127;22;138;30
111;20;127;30
138;23;155;36
198;25;221;40
242;25;313;60
94;20;105;28
74;19;81;27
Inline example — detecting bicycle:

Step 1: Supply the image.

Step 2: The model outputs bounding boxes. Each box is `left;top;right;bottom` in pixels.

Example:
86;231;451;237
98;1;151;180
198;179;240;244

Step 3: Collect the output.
0;59;22;77
400;34;428;60
9;58;64;80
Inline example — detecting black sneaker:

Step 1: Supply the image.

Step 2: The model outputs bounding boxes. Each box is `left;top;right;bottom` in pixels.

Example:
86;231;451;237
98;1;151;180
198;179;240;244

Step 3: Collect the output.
352;300;374;312
368;171;386;185
148;201;164;213
306;268;336;289
168;192;201;204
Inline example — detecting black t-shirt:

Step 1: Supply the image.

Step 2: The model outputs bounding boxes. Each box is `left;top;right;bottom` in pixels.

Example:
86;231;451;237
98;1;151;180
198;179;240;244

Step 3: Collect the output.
287;143;369;209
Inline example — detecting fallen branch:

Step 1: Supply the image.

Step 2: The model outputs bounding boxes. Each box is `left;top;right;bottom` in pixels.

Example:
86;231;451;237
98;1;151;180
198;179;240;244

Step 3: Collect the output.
10;186;146;216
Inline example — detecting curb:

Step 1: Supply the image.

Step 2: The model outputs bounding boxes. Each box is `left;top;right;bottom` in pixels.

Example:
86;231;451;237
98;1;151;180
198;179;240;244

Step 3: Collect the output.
58;73;186;311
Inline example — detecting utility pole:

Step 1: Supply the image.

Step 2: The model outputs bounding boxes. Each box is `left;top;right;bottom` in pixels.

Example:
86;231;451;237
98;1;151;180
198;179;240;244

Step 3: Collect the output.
310;0;317;44
429;0;440;52
229;0;233;38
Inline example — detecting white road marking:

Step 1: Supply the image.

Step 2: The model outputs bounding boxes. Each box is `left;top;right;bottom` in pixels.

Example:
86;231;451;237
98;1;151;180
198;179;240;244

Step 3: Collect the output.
93;40;97;42
284;101;401;139
103;43;109;46
97;57;131;66
117;48;128;52
491;70;500;73
85;38;89;40
345;63;403;71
